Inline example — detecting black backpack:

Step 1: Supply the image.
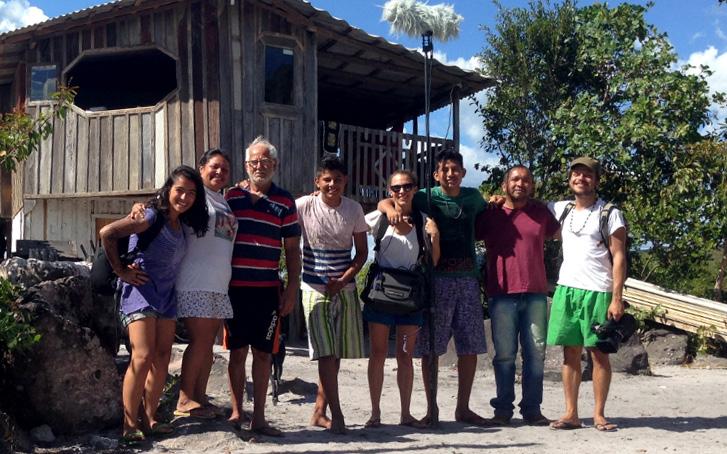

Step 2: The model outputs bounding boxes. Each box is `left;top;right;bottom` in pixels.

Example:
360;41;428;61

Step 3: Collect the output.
90;210;166;295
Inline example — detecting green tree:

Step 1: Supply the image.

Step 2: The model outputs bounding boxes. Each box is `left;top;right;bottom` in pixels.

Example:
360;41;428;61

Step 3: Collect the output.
0;85;75;172
477;1;726;298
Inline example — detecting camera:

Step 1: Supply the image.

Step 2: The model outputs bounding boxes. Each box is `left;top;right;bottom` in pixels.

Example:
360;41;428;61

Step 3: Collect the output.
591;313;638;354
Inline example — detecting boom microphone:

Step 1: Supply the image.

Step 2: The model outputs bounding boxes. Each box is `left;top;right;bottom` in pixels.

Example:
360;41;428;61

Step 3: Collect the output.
381;0;462;42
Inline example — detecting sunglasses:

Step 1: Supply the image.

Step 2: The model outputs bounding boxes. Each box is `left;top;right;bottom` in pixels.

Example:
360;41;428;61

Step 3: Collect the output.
390;183;415;193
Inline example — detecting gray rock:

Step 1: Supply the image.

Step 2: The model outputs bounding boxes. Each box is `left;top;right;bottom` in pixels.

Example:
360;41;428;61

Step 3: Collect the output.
88;435;119;450
609;334;651;375
0;257;89;290
642;328;688;366
11;283;122;435
29;424;55;443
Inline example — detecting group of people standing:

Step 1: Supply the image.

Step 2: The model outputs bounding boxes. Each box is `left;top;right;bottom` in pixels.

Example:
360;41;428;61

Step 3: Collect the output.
100;136;626;445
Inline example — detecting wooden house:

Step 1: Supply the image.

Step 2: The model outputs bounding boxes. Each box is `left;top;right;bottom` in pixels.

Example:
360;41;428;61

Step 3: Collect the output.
0;0;491;257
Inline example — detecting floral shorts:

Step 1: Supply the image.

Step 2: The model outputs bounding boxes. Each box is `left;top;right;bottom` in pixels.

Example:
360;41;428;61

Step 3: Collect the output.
177;290;233;319
414;275;487;357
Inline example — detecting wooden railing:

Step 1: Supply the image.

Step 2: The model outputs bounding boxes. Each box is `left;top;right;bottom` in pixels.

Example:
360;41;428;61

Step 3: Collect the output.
336;123;453;204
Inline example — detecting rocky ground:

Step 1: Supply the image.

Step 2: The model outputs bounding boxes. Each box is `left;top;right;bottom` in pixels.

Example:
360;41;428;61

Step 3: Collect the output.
23;337;727;454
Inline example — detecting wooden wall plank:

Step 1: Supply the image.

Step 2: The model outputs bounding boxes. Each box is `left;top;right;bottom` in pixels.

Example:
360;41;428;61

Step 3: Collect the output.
113;115;129;191
118;20;129;47
23;106;39;195
302;29;318;196
167;98;181;170
65;32;79;66
191;1;205;159
204;0;220;150
76;115;89;193
141;14;152;45
141;112;154;188
240;1;255;180
154;106;167;187
63;112;78;193
129;114;141;191
88;117;101;192
82;29;92;50
178;6;195;166
128;16;141;46
217;0;232;154
52;36;63;67
154;11;166;50
165;9;177;58
106;22;117;47
99;116;113;192
50;114;65;193
93;27;105;49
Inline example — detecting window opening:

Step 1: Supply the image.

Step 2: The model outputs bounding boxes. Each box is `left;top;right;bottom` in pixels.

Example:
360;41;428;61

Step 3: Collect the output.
65;48;176;111
265;46;294;105
30;65;58;101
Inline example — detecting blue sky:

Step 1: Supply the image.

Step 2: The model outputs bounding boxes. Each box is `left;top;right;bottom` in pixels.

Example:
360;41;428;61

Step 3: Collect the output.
2;0;727;186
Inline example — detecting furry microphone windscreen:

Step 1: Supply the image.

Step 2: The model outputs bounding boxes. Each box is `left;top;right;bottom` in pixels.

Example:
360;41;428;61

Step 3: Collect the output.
381;0;462;42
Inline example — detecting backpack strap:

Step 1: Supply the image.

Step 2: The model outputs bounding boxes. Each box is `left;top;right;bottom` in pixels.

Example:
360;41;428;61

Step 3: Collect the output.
557;201;575;226
599;202;617;264
372;214;390;255
135;208;166;252
412;210;429;261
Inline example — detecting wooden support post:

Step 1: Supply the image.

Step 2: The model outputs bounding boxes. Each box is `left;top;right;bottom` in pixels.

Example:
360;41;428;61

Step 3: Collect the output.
452;85;460;153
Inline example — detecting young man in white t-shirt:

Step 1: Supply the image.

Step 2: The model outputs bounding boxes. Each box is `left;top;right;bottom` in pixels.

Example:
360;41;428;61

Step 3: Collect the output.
296;156;368;434
546;157;627;432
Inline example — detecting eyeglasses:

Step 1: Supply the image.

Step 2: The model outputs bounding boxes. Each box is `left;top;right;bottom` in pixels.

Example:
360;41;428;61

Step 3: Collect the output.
390;183;415;193
245;159;274;168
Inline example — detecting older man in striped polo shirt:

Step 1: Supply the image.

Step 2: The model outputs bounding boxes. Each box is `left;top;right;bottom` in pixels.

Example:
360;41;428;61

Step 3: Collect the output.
224;136;301;437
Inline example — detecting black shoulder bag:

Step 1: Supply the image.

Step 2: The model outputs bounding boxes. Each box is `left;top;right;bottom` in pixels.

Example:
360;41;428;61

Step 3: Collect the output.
90;210;166;295
360;213;429;315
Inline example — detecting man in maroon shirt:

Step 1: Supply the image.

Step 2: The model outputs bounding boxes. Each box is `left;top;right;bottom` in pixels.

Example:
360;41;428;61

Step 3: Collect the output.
476;165;560;426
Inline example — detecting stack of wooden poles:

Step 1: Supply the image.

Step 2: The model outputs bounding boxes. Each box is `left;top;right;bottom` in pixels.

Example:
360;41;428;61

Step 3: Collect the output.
624;278;727;340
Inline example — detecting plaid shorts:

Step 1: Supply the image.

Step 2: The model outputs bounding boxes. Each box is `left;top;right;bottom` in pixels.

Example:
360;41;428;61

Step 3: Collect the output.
414;275;487;357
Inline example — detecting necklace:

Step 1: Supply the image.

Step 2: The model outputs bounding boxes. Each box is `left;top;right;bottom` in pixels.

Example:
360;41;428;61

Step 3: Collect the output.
569;204;595;235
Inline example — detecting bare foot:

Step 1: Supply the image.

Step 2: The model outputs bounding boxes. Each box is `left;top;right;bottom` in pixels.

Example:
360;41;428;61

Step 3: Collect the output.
455;409;496;427
329;416;347;435
310;413;332;429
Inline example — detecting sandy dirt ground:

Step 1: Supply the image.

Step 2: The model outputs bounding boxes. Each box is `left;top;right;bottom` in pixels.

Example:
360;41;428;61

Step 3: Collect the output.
96;341;727;454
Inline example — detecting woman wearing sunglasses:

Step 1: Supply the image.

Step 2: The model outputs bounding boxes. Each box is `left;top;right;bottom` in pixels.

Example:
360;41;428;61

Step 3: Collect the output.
363;170;440;428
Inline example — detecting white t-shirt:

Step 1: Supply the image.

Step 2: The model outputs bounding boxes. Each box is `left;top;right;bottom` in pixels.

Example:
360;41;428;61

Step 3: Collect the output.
364;210;419;270
548;199;626;293
176;187;238;293
296;194;368;291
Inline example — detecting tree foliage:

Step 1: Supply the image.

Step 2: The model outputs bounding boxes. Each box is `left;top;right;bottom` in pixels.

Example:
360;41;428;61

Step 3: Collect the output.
477;1;727;298
0;85;76;172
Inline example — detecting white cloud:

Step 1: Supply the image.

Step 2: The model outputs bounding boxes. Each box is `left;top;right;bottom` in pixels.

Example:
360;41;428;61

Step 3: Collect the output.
681;45;727;124
690;31;705;43
0;0;47;33
715;21;727;42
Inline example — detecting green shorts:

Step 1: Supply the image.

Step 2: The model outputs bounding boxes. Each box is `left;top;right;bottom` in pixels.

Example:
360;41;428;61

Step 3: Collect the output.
547;285;611;347
301;287;365;360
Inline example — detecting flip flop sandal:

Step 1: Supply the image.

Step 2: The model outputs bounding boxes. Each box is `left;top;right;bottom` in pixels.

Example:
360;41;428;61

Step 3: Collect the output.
364;418;382;429
120;429;145;446
594;422;618;432
251;425;284;437
174;408;216;420
148;422;175;435
550;420;584;430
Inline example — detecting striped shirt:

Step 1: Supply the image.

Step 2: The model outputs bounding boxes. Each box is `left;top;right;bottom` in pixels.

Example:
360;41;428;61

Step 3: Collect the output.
226;184;300;287
296;194;368;291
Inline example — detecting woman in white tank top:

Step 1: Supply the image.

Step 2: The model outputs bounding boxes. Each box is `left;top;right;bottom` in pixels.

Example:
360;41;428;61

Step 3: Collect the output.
363;170;440;429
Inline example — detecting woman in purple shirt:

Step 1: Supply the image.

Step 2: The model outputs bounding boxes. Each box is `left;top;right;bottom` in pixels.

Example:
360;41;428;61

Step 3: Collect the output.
100;165;208;444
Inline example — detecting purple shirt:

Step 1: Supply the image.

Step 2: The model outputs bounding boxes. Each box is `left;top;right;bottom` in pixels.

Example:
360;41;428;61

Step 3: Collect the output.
475;201;560;297
120;208;187;317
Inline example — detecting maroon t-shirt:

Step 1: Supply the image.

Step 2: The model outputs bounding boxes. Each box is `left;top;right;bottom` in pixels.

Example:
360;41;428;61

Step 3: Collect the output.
475;201;560;297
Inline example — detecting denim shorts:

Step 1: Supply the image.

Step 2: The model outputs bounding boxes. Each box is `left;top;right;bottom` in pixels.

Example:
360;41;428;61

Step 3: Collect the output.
119;308;175;328
363;303;424;327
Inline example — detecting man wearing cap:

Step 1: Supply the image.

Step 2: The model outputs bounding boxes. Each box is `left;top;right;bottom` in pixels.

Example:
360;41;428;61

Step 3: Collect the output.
547;157;627;432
